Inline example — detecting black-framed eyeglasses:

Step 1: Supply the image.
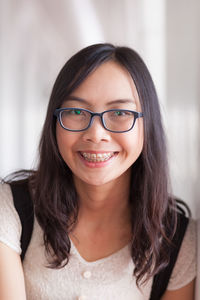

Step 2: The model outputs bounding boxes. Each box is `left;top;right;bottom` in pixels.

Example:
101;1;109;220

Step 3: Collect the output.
54;108;143;133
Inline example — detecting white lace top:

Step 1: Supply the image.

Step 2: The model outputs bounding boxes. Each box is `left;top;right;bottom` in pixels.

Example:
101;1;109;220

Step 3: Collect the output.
0;183;197;300
195;219;200;300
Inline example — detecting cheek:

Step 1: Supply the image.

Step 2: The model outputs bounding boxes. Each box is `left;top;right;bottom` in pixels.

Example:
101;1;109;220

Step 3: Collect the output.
124;122;144;155
136;126;144;154
120;128;143;169
127;137;143;160
56;126;74;161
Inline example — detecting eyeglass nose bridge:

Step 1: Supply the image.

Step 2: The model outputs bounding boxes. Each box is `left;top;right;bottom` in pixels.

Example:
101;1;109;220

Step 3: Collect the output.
88;111;106;130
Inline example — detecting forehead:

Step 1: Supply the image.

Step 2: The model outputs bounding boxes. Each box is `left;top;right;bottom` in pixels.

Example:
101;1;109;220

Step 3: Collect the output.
64;61;141;109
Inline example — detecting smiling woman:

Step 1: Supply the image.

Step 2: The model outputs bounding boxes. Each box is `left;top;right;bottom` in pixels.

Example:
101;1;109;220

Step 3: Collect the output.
0;43;196;300
55;61;144;187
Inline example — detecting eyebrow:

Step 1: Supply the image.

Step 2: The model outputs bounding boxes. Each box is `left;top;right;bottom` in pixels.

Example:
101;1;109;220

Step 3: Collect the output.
65;96;91;105
106;99;136;106
65;96;136;106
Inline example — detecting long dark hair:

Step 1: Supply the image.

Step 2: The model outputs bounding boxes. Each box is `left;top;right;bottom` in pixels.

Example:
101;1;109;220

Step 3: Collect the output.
6;44;178;285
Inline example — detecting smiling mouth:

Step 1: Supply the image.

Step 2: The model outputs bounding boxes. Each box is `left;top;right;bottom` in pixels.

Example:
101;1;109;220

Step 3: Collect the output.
79;152;117;162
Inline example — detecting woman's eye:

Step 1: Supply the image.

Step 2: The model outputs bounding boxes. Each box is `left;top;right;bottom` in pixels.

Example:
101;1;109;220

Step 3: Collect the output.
114;111;124;116
114;110;129;116
67;109;86;116
71;109;82;115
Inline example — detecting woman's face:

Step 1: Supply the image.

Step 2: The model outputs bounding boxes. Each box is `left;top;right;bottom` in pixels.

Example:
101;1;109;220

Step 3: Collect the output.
56;61;144;187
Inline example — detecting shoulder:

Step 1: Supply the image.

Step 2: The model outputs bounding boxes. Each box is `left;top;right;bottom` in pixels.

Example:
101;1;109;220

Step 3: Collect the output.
0;181;13;202
195;219;200;299
167;218;197;291
0;182;19;221
0;182;22;254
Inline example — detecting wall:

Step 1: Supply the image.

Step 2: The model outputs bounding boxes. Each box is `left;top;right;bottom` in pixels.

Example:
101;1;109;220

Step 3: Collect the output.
0;0;199;216
166;0;200;217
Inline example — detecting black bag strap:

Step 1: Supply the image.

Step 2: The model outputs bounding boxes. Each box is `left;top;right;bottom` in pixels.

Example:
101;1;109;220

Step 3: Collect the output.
149;213;189;300
10;180;34;261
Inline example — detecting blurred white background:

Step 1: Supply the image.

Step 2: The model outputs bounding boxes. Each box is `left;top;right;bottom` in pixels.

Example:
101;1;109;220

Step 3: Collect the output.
0;0;199;217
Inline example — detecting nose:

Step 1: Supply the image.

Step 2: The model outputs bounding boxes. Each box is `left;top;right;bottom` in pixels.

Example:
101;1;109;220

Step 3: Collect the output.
82;115;111;143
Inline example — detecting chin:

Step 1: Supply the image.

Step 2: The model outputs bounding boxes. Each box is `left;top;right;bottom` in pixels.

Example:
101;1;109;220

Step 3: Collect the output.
85;178;110;186
76;174;114;187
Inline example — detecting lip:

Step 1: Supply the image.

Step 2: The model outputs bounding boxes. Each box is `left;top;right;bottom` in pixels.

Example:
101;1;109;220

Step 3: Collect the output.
78;151;118;168
79;150;116;154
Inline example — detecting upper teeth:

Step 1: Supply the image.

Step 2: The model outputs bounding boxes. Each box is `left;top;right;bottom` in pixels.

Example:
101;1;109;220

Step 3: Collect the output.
81;152;114;162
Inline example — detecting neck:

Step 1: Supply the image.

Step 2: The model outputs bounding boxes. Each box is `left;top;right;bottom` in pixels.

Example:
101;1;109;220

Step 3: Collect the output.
73;170;132;228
